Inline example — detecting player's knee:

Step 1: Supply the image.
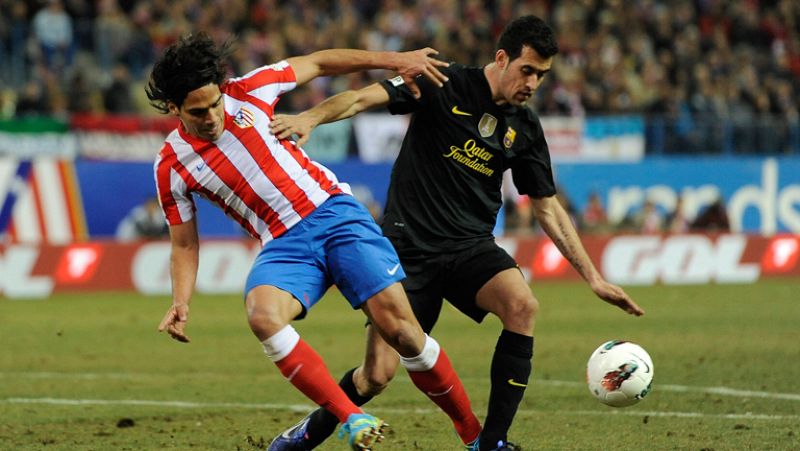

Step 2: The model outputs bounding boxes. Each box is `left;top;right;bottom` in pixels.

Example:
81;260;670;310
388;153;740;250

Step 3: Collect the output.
379;322;423;356
360;367;394;396
245;304;288;340
247;314;283;340
498;293;539;326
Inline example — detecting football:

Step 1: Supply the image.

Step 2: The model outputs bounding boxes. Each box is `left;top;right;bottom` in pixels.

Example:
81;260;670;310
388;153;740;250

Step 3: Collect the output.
587;340;654;407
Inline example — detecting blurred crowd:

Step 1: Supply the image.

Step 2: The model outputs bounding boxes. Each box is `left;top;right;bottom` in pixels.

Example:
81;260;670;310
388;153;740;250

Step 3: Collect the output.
504;189;732;236
1;0;798;151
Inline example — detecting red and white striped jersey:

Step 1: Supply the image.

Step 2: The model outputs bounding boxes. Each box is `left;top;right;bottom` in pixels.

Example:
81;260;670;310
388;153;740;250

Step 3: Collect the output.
154;61;351;245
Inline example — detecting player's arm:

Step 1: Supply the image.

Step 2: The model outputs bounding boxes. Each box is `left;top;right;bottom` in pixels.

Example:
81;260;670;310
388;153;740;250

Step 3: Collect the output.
270;83;390;146
530;195;645;316
286;48;448;97
158;219;200;343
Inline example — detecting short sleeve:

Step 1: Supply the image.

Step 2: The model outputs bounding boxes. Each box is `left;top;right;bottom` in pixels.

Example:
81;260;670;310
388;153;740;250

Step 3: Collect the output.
510;120;557;198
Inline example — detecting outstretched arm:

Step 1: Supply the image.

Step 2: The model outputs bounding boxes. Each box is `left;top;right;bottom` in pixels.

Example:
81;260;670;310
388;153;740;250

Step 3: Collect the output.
286;48;448;98
158;219;200;342
270;83;390;147
531;195;645;316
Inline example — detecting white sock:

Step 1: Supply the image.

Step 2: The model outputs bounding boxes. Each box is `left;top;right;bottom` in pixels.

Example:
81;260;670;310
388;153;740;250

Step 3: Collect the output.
399;334;441;372
261;325;300;362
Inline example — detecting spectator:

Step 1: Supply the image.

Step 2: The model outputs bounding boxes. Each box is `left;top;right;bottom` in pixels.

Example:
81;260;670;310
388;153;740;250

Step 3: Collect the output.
0;0;30;88
93;0;132;74
14;80;49;116
115;196;169;241
666;195;691;234
32;0;75;72
580;191;609;233
638;200;664;234
66;70;98;113
691;197;730;232
1;0;798;157
103;63;135;113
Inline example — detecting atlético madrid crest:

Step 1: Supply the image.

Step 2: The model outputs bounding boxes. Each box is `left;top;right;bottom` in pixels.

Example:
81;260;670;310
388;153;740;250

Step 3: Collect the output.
478;113;497;137
234;107;255;128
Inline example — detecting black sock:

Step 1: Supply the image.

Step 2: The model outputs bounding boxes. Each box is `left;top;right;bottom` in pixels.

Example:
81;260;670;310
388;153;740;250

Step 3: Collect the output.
480;330;533;450
303;367;373;449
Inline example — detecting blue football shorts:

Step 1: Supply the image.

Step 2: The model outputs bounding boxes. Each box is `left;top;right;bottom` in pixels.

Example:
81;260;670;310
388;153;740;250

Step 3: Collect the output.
244;194;405;318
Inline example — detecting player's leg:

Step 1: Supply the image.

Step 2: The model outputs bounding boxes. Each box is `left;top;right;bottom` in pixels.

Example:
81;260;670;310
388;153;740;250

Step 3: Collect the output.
445;242;536;450
362;282;481;445
245;208;385;450
291;324;399;450
274;255;445;450
322;196;479;444
474;268;537;450
245;285;365;422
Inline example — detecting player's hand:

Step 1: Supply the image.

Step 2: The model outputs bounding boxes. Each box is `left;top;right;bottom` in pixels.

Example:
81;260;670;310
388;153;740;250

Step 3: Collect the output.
158;303;191;343
591;280;645;316
270;113;316;147
396;47;450;98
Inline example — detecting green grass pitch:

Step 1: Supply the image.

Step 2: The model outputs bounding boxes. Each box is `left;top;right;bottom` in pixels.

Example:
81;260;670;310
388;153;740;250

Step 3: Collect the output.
1;280;798;450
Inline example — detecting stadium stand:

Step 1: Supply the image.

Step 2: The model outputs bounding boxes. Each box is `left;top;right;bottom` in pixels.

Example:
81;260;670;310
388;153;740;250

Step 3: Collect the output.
0;0;797;154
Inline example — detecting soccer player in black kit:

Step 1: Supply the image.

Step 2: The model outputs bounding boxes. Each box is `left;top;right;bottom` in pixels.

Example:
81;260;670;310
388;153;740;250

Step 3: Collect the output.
268;15;645;451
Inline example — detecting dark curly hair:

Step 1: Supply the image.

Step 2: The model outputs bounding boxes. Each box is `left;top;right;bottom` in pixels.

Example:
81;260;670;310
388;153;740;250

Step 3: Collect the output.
497;15;559;62
146;33;234;114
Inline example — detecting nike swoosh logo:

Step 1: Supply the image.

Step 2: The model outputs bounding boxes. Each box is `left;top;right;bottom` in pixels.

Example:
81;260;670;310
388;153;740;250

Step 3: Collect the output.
451;106;472;116
281;418;309;439
427;385;453;397
507;378;527;387
386;263;401;276
195;163;205;172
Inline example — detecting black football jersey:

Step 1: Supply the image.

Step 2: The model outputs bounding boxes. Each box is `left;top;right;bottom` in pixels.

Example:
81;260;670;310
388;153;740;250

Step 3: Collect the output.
378;63;556;253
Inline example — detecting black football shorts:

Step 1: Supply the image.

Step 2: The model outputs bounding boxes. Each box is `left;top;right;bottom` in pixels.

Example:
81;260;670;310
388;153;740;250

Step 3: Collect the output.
393;239;519;333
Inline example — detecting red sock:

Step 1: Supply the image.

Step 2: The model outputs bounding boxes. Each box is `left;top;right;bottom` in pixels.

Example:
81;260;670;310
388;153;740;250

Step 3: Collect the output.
274;339;361;423
407;349;482;443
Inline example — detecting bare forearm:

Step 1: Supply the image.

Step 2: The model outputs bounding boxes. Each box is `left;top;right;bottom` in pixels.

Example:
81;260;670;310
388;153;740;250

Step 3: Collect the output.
303;90;365;126
288;47;447;91
270;84;389;144
305;49;406;77
535;199;602;285
307;85;387;125
532;197;644;315
170;242;198;305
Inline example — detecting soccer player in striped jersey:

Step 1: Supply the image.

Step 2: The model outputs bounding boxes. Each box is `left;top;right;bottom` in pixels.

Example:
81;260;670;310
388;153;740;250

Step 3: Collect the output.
146;33;481;450
267;16;645;451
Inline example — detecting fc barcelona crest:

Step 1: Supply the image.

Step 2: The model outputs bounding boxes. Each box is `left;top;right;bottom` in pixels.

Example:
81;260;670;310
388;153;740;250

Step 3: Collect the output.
234;107;255;128
478;113;497;137
503;126;517;148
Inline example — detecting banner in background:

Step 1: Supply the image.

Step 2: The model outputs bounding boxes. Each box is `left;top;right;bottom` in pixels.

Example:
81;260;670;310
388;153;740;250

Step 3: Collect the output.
0;158;87;243
0;118;76;158
354;114;644;163
2;234;797;298
70;114;179;161
352;113;410;163
0;114;645;163
581;116;645;161
301;119;352;163
3;156;799;242
557;157;800;234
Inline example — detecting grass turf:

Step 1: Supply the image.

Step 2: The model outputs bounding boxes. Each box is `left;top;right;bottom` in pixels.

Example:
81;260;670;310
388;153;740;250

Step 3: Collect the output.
1;279;798;450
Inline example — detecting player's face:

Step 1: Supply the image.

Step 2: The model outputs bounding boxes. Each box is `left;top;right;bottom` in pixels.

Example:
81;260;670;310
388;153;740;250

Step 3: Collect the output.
496;45;553;106
170;83;225;141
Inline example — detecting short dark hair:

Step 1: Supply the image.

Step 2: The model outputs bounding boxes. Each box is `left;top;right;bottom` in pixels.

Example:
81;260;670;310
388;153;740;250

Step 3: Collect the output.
497;15;559;62
146;33;233;114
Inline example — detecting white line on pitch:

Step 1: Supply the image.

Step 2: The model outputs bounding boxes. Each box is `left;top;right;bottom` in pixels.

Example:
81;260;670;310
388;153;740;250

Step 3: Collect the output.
2;372;800;402
538;380;800;401
2;397;798;421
